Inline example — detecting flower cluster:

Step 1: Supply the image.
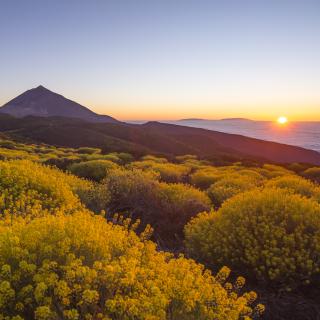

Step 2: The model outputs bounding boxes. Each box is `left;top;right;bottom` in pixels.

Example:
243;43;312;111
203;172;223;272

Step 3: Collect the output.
0;211;259;320
0;160;91;218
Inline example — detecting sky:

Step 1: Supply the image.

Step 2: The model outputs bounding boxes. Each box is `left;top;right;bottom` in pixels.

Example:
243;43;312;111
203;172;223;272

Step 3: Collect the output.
1;0;320;121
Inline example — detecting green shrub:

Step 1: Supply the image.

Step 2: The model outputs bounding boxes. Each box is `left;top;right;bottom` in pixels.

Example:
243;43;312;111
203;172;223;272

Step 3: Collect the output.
175;154;198;162
87;167;160;214
141;155;168;163
190;168;221;189
181;159;208;170
44;156;80;170
185;188;320;290
256;164;293;179
155;182;211;242
68;160;119;181
0;211;261;319
114;152;134;164
91;168;210;245
287;162;310;173
302;167;320;183
130;160;191;183
77;147;101;154
0;140;16;149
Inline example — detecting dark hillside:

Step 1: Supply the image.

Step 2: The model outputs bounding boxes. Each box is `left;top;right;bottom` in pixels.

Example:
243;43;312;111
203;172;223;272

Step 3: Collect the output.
1;114;320;164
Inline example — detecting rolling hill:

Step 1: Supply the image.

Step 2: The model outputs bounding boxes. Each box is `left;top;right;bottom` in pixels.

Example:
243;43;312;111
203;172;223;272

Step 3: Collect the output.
0;113;320;165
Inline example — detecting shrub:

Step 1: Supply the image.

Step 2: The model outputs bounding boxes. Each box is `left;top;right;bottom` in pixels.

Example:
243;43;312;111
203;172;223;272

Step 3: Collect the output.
0;211;261;319
77;147;101;154
130;160;191;183
0;140;16;149
287;162;310;173
175;154;198;162
302;167;320;183
265;175;320;201
90;168;210;246
115;152;134;164
185;188;320;290
44;156;80;170
141;155;168;163
0;160;90;217
155;182;211;242
236;169;265;182
181;159;207;170
68;160;119;181
0;148;39;161
207;174;258;207
256;164;293;179
190;168;221;189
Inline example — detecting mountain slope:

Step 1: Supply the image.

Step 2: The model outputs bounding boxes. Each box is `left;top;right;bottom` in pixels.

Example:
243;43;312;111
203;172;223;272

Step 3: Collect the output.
0;114;320;165
0;86;118;123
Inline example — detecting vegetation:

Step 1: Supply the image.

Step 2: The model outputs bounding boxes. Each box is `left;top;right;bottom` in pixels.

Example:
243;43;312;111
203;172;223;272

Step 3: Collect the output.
0;160;91;217
2;136;320;318
207;173;261;208
185;188;320;291
302;167;320;183
88;168;210;245
190;168;221;189
129;160;191;183
265;175;320;201
0;211;263;320
68;160;119;182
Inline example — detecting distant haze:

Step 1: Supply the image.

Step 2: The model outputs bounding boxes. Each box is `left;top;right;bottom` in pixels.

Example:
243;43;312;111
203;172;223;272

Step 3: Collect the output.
163;119;320;153
1;0;320;120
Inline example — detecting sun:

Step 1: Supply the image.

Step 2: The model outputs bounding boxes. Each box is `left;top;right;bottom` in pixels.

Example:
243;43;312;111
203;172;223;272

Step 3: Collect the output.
277;116;288;125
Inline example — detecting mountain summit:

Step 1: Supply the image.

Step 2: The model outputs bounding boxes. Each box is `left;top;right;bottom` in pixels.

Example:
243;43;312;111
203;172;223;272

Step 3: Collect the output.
0;85;118;123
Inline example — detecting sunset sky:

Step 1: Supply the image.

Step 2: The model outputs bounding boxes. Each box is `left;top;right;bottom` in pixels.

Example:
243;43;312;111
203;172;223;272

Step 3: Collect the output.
1;0;319;121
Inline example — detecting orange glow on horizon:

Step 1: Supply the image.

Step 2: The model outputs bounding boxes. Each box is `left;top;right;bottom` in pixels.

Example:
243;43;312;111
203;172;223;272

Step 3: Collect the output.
78;98;320;122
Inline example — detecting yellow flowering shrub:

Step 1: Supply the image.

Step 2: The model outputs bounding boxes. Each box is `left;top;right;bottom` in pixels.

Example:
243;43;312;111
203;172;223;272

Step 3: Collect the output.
190;168;221;189
180;159;208;170
190;166;264;191
0;160;92;217
68;160;119;181
129;160;191;183
207;173;261;207
185;188;320;290
0;211;261;319
265;175;320;201
0;148;39;161
256;164;293;179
